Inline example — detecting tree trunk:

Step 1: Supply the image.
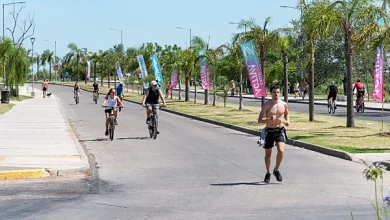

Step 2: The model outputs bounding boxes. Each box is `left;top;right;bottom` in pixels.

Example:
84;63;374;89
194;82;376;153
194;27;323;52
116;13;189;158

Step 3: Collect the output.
185;74;190;101
205;89;209;105
239;65;243;110
260;45;266;106
49;61;52;81
108;66;111;88
101;66;104;87
345;29;354;127
114;66;117;89
213;70;217;106
94;62;97;82
283;51;288;103
77;63;80;81
194;77;197;104
308;40;315;122
178;73;182;100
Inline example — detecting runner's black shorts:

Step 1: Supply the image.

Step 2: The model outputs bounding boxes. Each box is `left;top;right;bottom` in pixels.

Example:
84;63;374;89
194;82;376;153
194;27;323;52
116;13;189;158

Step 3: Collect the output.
328;93;337;101
43;87;47;92
264;127;287;149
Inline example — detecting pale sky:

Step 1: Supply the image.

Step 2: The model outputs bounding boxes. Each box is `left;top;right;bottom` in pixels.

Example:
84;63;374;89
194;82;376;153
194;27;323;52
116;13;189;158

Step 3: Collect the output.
3;0;300;57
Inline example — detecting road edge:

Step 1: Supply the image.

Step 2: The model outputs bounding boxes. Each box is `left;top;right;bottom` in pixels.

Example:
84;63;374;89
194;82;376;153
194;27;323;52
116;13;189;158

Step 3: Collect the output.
48;96;91;177
52;83;366;165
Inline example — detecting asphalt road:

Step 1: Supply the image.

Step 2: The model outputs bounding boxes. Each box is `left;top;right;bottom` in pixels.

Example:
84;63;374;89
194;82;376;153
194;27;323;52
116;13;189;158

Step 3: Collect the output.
170;89;390;123
1;84;388;219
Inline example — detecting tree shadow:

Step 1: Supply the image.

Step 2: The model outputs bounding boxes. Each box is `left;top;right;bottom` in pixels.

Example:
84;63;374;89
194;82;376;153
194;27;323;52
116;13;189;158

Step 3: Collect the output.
210;182;278;186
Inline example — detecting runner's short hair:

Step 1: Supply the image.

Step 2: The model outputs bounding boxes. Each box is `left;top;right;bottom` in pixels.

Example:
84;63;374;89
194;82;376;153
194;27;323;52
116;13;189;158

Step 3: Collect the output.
270;85;280;92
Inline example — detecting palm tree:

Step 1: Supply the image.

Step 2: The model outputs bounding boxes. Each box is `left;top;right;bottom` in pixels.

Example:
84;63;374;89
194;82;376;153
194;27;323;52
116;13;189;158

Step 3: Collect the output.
41;49;54;81
279;37;290;102
299;0;334;122
235;16;279;106
219;43;245;110
63;43;87;83
89;52;99;82
178;48;197;101
192;36;209;104
322;0;381;127
195;46;224;106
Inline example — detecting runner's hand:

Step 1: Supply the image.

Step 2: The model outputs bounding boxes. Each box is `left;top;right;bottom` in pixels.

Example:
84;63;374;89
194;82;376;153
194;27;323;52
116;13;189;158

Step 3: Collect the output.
141;103;145;107
285;121;290;127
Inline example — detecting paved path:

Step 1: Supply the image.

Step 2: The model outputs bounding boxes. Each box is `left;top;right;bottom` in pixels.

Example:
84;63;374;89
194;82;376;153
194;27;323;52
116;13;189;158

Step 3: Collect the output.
0;84;389;219
0;84;89;174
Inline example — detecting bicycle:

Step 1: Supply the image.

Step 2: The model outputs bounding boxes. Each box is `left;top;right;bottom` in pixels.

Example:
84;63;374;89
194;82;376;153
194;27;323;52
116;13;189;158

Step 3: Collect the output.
148;104;161;140
74;90;80;105
93;91;99;104
356;95;365;113
328;98;336;114
103;106;119;141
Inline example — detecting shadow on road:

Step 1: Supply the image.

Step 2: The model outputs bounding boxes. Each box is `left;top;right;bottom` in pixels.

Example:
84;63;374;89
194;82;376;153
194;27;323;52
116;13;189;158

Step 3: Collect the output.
210;182;277;186
117;137;149;140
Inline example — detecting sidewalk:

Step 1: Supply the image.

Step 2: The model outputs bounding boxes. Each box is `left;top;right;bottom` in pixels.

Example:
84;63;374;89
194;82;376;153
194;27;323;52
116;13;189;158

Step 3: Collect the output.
0;84;89;179
173;88;390;111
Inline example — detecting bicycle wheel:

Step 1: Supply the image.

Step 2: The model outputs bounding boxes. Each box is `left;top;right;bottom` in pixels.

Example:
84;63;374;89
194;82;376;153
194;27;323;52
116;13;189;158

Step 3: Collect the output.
328;103;331;114
149;114;154;138
75;96;79;105
109;116;115;140
361;103;365;113
153;114;158;139
332;103;336;114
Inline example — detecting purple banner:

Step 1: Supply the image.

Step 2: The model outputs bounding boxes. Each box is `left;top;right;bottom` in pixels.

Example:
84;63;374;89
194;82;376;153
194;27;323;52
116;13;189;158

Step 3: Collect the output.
372;46;384;101
171;70;178;88
198;50;211;90
239;41;267;98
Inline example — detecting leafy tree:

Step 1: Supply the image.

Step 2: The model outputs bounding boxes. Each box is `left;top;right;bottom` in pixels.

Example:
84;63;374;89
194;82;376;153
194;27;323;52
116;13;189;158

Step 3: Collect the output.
63;43;88;83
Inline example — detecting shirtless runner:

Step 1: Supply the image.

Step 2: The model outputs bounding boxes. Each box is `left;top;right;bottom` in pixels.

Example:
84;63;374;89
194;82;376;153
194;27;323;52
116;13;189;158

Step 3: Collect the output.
258;85;290;183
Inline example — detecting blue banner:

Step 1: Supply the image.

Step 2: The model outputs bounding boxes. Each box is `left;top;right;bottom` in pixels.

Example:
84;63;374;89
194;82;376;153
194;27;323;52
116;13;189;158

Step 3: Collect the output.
116;62;124;85
150;54;165;92
137;55;149;89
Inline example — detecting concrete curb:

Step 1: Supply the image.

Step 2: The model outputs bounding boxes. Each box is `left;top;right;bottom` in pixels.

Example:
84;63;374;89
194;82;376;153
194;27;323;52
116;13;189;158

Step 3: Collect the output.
173;88;390;112
49;97;91;177
51;83;370;165
0;169;50;180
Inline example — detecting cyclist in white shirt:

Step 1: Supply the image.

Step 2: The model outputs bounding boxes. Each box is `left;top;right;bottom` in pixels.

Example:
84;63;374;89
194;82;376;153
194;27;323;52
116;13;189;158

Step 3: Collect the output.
101;88;124;136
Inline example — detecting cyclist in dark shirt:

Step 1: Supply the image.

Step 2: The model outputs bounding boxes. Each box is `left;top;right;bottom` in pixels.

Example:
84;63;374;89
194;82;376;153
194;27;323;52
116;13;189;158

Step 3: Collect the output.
326;81;338;109
141;81;166;131
92;81;99;100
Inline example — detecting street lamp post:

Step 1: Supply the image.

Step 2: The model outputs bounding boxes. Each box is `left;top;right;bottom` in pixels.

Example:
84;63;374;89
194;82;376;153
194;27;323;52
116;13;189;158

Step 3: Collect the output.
2;1;26;91
109;28;123;45
30;37;35;97
176;27;194;102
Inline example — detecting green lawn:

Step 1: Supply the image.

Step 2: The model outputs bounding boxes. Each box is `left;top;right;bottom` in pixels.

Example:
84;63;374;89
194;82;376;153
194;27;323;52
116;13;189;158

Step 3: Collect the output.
0;103;15;115
54;82;390;153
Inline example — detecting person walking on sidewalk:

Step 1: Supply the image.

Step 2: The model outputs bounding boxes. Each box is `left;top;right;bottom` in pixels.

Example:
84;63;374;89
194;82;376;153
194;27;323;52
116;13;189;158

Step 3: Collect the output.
258;85;290;183
116;83;124;112
42;79;48;98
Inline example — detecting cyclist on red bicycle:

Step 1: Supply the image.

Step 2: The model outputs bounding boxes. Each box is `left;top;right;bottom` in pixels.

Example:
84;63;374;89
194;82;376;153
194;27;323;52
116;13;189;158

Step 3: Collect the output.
353;79;365;108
